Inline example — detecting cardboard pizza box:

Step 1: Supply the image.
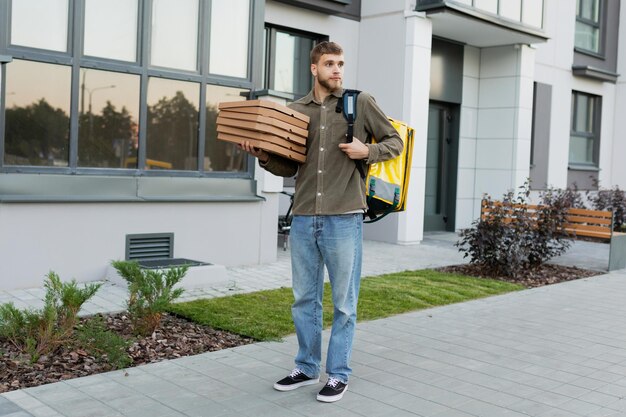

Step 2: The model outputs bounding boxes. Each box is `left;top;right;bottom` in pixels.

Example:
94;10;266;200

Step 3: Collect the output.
218;100;310;125
222;105;309;130
218;110;308;140
217;132;306;163
216;115;306;146
217;125;306;155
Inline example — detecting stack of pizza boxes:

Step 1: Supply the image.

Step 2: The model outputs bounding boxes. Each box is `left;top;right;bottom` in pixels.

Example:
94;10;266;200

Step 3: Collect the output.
216;100;309;163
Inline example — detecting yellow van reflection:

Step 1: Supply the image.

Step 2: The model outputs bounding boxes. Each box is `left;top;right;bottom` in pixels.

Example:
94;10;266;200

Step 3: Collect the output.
124;157;173;170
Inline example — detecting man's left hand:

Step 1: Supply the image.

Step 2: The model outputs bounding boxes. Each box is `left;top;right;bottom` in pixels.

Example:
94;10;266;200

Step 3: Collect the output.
338;137;369;160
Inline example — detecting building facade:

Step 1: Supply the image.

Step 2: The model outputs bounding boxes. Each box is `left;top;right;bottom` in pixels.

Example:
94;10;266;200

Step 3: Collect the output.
0;0;623;290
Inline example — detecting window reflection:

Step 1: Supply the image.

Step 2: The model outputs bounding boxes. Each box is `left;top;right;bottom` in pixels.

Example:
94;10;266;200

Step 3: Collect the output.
84;0;139;62
274;32;314;96
78;69;140;168
209;0;250;78
205;85;248;172
147;78;200;170
151;0;199;71
4;60;71;166
10;0;69;52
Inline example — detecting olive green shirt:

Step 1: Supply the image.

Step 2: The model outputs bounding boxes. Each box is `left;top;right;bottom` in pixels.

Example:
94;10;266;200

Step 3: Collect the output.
261;89;404;215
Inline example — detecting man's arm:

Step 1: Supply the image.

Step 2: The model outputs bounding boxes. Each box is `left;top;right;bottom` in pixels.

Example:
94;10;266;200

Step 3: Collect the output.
239;141;299;178
361;93;404;164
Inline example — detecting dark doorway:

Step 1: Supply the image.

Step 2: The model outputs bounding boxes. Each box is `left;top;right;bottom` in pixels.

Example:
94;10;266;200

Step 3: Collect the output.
424;102;459;232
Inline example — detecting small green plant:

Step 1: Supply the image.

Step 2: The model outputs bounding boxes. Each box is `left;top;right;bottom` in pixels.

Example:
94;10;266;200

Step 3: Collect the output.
75;315;132;369
0;272;102;362
111;260;186;335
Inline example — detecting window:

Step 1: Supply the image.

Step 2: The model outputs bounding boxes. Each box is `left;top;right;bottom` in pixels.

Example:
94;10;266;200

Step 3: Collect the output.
569;91;600;166
575;0;602;54
263;25;326;97
1;0;254;176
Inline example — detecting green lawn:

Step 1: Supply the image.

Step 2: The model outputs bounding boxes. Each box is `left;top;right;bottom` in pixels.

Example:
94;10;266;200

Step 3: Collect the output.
168;269;522;341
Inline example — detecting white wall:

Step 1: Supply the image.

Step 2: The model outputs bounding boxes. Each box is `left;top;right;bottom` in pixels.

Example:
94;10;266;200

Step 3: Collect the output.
533;0;623;190
612;3;626;188
0;201;267;290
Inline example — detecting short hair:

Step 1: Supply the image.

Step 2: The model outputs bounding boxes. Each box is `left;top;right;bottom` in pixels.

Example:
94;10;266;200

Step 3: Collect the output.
310;41;343;65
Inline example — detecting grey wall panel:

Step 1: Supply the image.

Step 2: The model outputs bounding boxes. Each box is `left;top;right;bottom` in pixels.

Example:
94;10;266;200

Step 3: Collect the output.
530;82;551;189
430;38;463;104
271;0;361;21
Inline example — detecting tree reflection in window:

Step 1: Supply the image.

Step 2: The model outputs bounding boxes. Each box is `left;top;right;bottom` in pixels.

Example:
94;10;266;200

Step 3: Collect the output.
5;99;69;166
4;60;71;167
147;86;199;171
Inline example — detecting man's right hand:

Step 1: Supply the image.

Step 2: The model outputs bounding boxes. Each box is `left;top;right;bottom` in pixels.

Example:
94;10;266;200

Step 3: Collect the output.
239;141;269;164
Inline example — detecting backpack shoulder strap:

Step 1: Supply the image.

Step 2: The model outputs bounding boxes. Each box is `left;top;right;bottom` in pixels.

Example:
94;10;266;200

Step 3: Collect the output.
336;89;361;143
336;89;367;180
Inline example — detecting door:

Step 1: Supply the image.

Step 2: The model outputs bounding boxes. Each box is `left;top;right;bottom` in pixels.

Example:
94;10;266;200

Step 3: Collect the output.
424;102;458;231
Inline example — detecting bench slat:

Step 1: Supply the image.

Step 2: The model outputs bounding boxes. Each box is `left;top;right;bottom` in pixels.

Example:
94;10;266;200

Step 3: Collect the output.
564;228;612;239
567;207;613;218
480;200;614;242
565;215;613;225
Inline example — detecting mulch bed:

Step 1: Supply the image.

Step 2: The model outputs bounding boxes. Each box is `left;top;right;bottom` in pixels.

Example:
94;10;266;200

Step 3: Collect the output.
0;313;254;393
0;263;604;393
436;263;603;288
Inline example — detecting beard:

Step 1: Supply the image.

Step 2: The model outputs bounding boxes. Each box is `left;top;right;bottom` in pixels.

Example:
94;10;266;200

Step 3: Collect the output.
318;77;342;92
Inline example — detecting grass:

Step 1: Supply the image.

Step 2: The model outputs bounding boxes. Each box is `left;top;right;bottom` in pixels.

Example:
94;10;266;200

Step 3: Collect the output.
168;269;523;341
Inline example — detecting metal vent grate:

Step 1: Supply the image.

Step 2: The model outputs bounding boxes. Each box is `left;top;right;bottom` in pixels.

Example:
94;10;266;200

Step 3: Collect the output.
126;233;174;261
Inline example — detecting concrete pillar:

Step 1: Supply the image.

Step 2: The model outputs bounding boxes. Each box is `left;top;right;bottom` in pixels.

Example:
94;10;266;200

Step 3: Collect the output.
358;1;432;245
472;44;535;212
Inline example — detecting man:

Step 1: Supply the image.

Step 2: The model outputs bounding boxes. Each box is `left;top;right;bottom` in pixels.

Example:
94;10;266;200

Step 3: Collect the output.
240;41;403;402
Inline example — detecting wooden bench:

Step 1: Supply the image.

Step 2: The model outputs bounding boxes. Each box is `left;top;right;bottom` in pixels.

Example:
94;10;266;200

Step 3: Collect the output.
481;200;626;271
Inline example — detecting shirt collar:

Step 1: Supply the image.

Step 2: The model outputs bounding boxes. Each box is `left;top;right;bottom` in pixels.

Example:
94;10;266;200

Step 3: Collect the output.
301;88;344;105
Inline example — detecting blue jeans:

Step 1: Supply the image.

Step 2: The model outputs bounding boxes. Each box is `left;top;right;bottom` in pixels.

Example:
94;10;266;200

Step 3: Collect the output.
289;214;363;384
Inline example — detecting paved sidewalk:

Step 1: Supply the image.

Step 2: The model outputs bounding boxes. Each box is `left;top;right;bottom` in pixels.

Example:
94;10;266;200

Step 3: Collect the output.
2;234;625;417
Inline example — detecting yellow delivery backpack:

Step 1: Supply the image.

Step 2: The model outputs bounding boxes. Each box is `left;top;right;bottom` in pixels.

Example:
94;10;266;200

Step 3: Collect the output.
338;90;415;223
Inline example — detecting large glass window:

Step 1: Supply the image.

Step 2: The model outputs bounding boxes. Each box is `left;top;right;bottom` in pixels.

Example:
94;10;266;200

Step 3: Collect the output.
569;91;600;166
1;0;254;176
205;85;248;172
78;69;140;168
575;0;601;54
10;0;69;52
209;0;250;78
147;78;200;171
150;0;200;71
4;60;71;166
84;0;139;62
264;26;326;97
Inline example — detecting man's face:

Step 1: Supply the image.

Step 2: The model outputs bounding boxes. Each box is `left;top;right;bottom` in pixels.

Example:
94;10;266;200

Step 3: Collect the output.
311;54;344;92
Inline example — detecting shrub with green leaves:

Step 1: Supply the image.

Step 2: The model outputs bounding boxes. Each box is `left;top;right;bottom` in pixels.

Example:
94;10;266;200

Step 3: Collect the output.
75;315;132;369
0;272;102;361
457;182;571;278
111;260;186;335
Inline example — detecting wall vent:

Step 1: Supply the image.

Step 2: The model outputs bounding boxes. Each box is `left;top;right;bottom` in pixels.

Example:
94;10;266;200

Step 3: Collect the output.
126;233;174;261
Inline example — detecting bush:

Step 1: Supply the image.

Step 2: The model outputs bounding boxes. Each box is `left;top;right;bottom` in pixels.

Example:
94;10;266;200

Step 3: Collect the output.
457;183;571;278
75;315;132;369
587;185;626;232
111;261;186;336
0;272;101;361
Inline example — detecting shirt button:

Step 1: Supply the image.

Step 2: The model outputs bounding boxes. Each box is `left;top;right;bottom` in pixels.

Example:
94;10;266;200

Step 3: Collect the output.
321;126;325;130
317;192;322;196
318;170;322;174
320;147;324;152
322;105;326;109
